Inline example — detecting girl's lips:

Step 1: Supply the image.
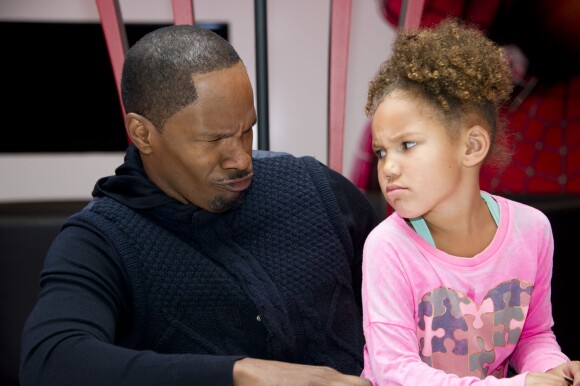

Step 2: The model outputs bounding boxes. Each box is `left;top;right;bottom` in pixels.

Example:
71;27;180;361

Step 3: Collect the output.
386;184;404;192
219;174;253;192
385;185;406;198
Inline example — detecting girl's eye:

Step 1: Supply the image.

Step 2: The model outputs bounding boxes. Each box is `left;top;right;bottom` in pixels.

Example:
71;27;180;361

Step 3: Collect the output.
403;141;416;150
374;149;387;159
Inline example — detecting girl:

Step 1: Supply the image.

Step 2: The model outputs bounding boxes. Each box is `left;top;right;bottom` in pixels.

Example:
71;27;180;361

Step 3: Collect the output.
361;19;579;386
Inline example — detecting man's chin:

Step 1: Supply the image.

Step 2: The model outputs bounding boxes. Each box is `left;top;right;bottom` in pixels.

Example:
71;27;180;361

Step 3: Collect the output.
209;191;246;213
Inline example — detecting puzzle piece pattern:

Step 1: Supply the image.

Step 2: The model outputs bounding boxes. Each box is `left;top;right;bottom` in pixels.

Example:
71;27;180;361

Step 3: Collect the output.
417;279;533;379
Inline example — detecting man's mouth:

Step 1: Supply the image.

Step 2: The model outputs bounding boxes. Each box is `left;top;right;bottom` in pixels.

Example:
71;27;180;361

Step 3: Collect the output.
218;173;253;192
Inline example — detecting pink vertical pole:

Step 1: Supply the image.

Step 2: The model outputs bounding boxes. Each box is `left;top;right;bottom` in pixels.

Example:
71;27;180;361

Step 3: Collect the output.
401;0;425;30
172;0;195;25
96;0;128;119
328;0;352;173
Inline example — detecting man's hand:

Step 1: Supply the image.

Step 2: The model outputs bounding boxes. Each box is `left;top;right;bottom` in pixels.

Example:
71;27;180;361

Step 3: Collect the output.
233;358;372;386
548;361;580;386
526;372;573;386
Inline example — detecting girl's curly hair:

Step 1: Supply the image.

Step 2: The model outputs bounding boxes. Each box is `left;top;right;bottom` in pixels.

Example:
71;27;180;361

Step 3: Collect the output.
365;18;514;170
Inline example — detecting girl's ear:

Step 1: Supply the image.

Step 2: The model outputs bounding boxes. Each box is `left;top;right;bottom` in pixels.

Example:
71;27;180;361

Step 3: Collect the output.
125;113;155;155
463;126;490;167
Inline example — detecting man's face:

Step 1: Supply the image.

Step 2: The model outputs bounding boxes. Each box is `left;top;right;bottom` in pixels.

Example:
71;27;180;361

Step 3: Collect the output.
143;62;257;213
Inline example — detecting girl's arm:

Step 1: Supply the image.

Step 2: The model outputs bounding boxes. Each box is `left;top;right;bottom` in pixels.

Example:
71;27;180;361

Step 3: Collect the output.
508;222;569;373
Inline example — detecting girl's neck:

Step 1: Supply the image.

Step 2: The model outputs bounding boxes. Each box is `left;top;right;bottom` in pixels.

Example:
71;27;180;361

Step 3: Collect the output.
414;192;497;258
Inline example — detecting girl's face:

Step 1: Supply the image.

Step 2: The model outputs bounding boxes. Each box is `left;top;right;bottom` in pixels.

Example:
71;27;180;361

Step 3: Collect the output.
371;90;465;219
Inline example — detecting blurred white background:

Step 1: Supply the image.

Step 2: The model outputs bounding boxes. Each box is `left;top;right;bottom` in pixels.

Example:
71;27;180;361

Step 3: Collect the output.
0;0;394;202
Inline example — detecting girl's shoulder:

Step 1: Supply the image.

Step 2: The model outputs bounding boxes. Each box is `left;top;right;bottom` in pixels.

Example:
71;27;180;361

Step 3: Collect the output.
364;213;424;257
490;193;551;227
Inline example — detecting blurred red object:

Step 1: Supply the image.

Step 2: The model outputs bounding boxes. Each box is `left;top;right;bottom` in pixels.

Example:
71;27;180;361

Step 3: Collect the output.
352;0;580;194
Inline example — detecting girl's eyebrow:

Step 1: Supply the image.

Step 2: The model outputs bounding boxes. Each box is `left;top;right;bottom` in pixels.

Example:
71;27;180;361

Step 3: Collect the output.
381;129;423;143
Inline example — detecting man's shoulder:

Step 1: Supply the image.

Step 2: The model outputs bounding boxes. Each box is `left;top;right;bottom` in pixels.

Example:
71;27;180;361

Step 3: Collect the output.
252;150;326;170
252;149;292;159
71;196;130;223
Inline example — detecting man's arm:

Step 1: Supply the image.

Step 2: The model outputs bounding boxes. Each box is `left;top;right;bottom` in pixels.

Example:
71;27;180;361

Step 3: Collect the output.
20;224;243;386
323;165;382;311
233;358;372;386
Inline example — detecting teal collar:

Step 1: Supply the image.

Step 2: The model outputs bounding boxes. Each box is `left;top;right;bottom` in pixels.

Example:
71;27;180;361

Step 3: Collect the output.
409;191;499;247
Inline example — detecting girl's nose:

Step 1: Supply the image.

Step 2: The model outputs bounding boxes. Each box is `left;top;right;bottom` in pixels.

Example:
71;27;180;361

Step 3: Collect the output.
381;157;399;180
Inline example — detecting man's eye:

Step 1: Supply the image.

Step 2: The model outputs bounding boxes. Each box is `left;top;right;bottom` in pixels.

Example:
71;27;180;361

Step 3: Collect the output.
374;149;387;159
403;141;416;150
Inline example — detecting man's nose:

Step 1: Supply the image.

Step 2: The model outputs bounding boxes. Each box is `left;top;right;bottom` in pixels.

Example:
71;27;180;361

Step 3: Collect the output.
221;138;252;170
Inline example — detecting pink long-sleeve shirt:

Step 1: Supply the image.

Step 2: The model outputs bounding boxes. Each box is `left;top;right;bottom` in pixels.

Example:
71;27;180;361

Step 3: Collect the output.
361;194;569;386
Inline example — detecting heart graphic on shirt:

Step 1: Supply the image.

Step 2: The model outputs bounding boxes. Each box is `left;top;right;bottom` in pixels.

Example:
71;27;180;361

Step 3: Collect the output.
416;279;533;379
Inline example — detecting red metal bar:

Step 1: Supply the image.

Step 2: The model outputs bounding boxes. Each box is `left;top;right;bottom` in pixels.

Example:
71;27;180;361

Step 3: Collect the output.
172;0;195;25
328;0;352;173
401;0;425;30
95;0;128;118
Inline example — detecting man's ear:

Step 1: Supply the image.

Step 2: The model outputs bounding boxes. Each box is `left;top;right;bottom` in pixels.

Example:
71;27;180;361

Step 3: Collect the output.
463;126;490;167
125;113;155;154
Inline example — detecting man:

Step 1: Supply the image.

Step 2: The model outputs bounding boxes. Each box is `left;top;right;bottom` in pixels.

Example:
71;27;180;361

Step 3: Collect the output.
20;25;379;385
